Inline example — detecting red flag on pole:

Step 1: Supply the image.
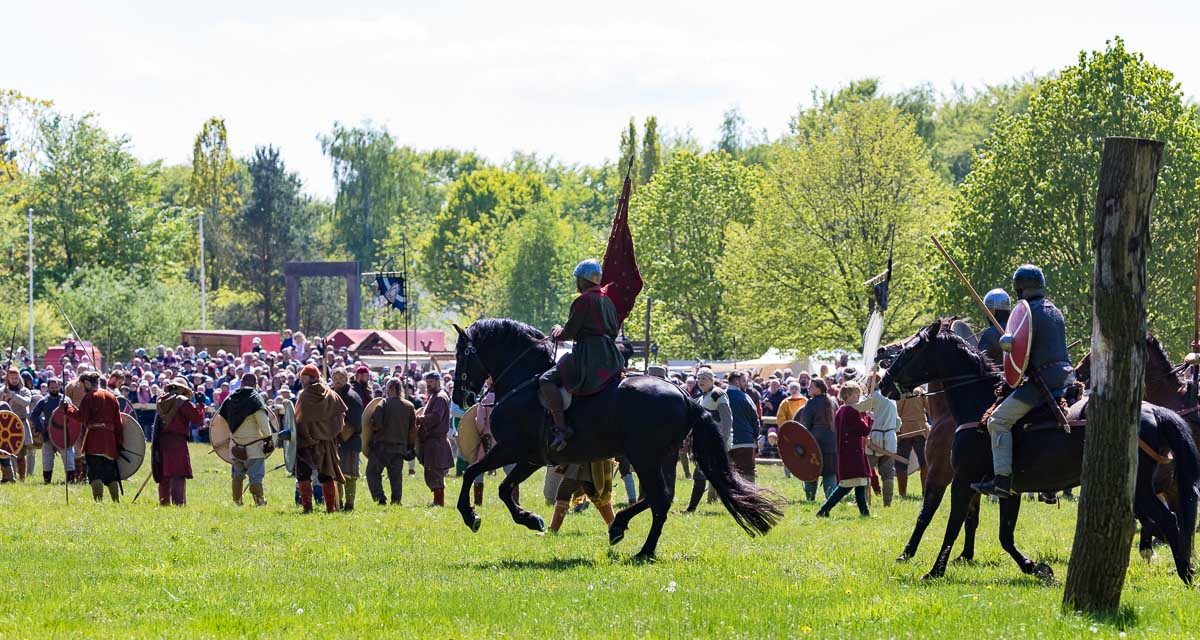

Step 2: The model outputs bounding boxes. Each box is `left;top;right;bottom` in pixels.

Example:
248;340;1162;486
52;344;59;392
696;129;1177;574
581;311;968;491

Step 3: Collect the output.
601;169;642;326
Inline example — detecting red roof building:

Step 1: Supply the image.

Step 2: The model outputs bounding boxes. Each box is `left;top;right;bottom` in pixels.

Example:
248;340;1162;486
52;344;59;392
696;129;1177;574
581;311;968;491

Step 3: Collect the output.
325;329;445;353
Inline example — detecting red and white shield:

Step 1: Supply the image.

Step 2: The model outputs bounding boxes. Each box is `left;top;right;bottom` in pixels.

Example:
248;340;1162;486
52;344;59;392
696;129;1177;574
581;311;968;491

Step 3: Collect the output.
1003;299;1033;388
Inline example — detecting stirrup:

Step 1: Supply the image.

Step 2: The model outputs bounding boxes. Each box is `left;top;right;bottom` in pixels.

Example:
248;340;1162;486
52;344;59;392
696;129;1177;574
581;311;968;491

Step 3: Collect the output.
971;477;1015;498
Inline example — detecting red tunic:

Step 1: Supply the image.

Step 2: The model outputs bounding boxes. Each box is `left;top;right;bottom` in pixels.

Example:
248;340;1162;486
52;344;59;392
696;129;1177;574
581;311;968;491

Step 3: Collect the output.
68;389;123;460
833;404;871;483
156;396;204;479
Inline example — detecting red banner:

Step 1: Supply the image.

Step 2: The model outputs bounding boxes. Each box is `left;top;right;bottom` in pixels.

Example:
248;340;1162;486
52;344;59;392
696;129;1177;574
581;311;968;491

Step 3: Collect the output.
601;173;642;326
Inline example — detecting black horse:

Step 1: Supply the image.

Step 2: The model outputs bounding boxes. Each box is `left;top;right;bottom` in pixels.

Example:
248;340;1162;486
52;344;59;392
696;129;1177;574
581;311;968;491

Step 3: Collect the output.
879;319;1198;584
450;318;783;560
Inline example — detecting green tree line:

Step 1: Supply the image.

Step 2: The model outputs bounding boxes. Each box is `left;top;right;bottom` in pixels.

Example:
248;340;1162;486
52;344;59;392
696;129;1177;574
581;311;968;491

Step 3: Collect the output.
3;37;1198;363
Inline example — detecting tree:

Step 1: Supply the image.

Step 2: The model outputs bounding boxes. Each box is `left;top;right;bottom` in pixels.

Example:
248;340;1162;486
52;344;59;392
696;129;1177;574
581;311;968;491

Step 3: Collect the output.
933;78;1037;183
721;99;951;355
56;267;201;360
417;168;550;316
486;206;598;331
25;114;191;288
629;151;761;359
949;38;1200;356
718;106;747;156
640;116;661;186
234;146;313;329
320;123;442;266
618;118;638;179
187;117;243;292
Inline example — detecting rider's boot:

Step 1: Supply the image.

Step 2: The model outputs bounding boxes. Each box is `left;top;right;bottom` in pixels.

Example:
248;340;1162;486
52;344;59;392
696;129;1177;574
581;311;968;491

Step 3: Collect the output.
540;382;573;452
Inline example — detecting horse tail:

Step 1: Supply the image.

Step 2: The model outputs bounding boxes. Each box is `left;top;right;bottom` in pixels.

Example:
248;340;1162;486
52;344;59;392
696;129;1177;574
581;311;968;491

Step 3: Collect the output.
1160;407;1199;569
688;401;784;536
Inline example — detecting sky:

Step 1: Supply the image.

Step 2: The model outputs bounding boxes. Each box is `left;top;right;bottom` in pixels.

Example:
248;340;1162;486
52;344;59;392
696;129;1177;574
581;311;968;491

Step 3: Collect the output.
6;0;1199;199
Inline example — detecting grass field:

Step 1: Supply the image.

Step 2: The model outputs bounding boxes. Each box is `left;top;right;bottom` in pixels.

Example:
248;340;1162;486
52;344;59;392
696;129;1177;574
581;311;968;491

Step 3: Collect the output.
1;445;1197;639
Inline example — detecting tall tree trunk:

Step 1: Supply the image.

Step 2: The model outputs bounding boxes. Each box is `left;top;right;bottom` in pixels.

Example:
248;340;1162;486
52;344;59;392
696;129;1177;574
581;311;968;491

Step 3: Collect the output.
1063;137;1163;614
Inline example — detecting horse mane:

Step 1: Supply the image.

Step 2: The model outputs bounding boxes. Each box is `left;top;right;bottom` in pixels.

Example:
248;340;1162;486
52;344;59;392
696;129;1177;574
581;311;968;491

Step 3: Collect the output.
467;318;555;364
932;317;1002;380
1144;333;1179;382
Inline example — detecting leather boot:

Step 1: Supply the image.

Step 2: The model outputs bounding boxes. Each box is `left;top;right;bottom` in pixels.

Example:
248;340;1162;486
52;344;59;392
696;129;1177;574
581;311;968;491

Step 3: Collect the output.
322;481;340;513
299;481;314;513
107;481;120;502
549;500;569;533
43;471;53;485
343;478;357;511
232;476;245;506
90;480;104;502
473;482;484;506
596;501;616;526
249;483;266;507
433;488;445;507
539;382;572;452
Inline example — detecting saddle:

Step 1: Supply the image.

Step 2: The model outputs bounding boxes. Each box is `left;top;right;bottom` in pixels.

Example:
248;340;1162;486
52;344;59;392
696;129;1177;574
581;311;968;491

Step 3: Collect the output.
538;372;628;414
978;396;1074;435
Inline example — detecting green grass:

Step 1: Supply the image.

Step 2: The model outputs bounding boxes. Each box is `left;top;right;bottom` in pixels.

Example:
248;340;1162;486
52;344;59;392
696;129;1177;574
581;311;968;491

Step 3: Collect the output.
1;445;1196;638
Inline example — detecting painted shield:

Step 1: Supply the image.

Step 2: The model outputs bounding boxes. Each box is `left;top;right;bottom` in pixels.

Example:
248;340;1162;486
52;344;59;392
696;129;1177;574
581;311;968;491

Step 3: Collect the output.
456;404;481;464
209;414;235;464
778;420;822;482
49;405;84;450
0;411;24;458
117;413;146;480
361;397;383;453
1003;299;1033;388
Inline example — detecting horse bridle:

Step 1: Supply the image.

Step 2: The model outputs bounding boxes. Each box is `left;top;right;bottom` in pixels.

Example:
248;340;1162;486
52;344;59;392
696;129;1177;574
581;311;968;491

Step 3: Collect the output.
456;332;554;404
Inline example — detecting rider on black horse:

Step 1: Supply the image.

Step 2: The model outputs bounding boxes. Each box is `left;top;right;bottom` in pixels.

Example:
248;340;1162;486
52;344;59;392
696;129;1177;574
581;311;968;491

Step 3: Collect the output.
539;259;625;453
971;265;1074;498
978;288;1011;366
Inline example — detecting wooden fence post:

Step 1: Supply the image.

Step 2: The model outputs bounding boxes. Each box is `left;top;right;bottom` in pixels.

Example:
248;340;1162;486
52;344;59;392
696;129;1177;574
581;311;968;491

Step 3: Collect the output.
1062;136;1163;613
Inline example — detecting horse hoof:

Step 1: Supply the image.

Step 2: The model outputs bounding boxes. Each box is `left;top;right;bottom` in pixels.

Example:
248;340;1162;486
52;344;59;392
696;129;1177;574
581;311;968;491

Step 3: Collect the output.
470;515;482;533
921;571;942;581
951;555;975;566
895;553;910;564
632;552;656;564
1139;547;1156;563
609;528;625;547
528;514;545;533
1033;562;1056;584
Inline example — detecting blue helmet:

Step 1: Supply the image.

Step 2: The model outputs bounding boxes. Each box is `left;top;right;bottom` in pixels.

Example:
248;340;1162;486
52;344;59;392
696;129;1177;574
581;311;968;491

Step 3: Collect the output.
1012;264;1045;299
573;259;602;285
983;288;1011;312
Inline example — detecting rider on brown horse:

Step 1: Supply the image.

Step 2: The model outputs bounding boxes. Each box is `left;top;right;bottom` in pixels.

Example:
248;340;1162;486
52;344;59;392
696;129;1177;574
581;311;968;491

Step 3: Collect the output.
539;259;625;452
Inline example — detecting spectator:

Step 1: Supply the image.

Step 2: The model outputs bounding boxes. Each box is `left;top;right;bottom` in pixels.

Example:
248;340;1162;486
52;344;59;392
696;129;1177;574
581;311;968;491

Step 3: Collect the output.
816;381;871;518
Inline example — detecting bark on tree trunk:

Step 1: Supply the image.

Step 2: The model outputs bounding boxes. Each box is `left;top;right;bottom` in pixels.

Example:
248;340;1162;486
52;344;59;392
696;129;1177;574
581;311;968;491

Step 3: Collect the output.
1063;137;1163;614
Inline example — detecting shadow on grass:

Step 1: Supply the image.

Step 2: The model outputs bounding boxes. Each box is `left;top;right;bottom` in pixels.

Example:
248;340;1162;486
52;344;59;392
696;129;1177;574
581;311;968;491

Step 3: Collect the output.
1074;605;1139;632
451;557;597;572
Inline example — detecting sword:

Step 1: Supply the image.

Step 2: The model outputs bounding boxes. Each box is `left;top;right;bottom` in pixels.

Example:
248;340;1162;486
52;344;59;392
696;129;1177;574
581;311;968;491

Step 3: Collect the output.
930;235;1071;431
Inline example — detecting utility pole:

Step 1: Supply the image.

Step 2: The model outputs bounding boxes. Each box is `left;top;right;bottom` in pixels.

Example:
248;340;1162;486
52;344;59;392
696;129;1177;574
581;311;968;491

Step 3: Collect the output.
27;207;34;357
198;210;207;330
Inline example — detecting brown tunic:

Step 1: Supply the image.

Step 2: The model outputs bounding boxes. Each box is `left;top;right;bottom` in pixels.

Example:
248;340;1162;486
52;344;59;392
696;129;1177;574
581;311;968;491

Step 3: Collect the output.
296;381;348;483
369;397;416;454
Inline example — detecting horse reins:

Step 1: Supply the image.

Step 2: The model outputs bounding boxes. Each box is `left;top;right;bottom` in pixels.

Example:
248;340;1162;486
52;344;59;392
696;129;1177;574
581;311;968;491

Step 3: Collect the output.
458;333;554;411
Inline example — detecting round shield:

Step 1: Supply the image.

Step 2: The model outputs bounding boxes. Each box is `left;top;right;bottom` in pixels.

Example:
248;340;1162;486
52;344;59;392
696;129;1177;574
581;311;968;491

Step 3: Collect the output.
49;405;84;450
361;397;383;453
209;414;235;464
1003;299;1033;388
0;410;24;458
117;413;146;480
778;420;822;482
457;404;481;464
